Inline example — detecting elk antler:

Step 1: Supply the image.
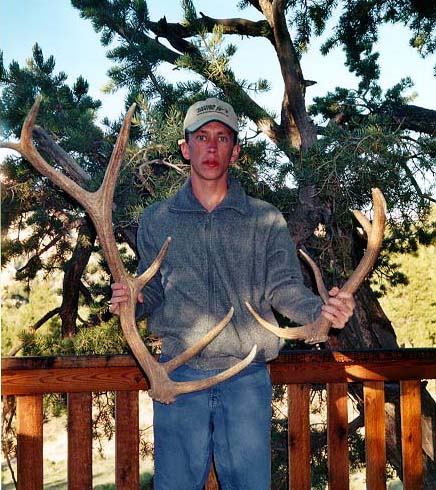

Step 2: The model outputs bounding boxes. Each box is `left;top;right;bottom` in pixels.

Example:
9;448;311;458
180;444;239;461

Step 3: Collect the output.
246;188;386;345
1;98;256;404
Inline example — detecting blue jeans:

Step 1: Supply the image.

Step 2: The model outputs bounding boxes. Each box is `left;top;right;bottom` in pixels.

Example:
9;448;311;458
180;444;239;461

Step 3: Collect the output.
153;359;272;490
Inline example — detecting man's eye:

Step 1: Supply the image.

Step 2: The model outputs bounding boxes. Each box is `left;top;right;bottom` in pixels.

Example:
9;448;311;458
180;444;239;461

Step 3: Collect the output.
196;135;207;141
218;136;228;142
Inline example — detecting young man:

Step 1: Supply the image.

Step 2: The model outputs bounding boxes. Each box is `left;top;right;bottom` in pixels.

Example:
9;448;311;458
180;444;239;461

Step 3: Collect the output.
110;98;355;489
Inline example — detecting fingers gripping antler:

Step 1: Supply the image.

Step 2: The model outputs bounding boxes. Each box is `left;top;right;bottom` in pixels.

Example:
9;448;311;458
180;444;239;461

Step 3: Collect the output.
2;98;256;403
246;189;386;345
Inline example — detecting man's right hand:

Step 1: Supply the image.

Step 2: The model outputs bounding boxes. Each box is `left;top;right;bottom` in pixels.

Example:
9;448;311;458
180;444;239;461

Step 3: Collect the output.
109;283;144;316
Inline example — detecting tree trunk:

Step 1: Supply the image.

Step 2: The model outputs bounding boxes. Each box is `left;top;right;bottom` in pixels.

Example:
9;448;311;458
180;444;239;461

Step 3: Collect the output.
59;221;96;338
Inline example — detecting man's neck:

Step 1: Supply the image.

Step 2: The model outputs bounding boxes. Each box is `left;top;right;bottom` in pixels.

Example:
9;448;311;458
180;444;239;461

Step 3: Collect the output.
191;176;229;212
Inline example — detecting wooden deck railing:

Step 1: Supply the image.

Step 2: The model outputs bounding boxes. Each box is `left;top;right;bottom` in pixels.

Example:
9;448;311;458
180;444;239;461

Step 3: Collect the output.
2;348;436;490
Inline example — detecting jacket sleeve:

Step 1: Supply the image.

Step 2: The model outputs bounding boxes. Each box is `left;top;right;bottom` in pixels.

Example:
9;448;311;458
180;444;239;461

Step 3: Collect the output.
264;211;323;325
135;212;165;319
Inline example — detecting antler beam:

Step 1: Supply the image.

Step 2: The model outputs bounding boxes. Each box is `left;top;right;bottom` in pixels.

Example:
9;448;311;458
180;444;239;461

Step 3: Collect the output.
246;188;386;345
2;98;256;404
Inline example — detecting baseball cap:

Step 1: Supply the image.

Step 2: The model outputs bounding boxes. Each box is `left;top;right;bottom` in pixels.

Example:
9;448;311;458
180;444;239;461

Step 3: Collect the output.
183;98;239;134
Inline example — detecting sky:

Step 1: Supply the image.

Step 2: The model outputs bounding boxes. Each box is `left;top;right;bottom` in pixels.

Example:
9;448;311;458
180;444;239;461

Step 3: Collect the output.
1;0;435;126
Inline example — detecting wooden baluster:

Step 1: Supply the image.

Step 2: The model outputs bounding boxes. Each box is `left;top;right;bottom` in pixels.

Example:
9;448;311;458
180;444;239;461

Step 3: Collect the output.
288;383;311;490
116;391;139;489
400;380;423;490
17;395;43;490
364;381;386;489
68;392;93;490
205;460;220;490
327;383;349;490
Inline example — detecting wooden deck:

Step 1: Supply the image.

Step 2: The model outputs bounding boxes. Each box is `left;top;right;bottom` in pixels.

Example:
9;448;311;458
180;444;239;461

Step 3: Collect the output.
2;348;436;489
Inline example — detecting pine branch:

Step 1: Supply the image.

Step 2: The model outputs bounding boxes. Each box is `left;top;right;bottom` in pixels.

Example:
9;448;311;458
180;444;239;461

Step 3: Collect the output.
146;14;272;41
199;12;273;40
33;127;91;185
7;307;61;356
398;160;436;205
16;218;87;275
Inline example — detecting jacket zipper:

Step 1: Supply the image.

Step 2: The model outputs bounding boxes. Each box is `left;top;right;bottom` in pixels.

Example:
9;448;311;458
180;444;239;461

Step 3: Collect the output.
204;213;214;351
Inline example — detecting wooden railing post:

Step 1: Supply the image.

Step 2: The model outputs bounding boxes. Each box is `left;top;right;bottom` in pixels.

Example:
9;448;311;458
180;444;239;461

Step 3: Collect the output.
364;381;386;489
205;460;220;490
68;392;93;490
400;380;423;490
288;383;311;490
327;383;349;490
116;390;140;489
17;394;43;490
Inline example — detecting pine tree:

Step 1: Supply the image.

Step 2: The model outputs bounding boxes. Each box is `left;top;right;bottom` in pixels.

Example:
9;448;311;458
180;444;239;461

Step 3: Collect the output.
2;0;435;486
1;44;111;339
69;1;436;486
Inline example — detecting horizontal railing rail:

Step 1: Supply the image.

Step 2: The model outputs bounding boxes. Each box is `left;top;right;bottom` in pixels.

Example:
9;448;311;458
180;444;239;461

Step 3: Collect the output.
2;348;436;490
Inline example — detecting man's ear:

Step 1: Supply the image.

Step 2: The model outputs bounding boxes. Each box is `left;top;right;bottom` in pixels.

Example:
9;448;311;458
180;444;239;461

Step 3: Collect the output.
180;139;190;160
230;143;241;164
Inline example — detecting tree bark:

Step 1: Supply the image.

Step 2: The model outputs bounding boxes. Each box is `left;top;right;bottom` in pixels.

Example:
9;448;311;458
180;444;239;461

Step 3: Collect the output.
59;220;96;338
323;103;436;136
387;103;436;135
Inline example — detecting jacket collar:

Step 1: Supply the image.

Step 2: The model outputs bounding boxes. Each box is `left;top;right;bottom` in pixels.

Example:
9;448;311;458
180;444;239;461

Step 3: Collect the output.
169;176;249;215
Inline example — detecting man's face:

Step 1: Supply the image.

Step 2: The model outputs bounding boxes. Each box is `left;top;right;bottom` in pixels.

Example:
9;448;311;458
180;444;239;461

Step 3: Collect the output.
181;121;240;184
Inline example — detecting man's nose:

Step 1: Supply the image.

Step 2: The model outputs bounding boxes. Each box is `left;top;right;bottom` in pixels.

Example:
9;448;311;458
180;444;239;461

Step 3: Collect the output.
207;139;218;152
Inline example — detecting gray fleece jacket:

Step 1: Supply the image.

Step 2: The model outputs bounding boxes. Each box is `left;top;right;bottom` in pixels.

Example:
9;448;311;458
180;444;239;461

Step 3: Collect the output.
136;177;322;369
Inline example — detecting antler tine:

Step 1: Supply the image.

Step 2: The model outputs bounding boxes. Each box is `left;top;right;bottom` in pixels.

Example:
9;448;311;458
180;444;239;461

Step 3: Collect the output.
298;248;329;304
99;103;136;209
161;345;258;401
352;210;372;236
164;307;235;373
0;97;89;208
118;297;257;404
6;98;256;404
135;237;172;290
21;97;42;146
246;188;386;345
341;188;386;294
245;301;313;340
164;306;235;373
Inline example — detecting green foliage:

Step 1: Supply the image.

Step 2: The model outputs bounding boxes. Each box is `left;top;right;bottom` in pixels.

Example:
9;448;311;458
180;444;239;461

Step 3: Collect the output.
1;270;62;355
375;207;436;347
69;2;435;269
299;115;432;219
0;44;107;283
1;251;156;358
1;44;102;146
181;0;198;25
303;82;435;279
318;0;436;90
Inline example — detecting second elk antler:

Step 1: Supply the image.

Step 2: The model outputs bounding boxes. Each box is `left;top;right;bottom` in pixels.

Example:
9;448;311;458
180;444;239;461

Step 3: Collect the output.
2;98;256;404
246;188;386;345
